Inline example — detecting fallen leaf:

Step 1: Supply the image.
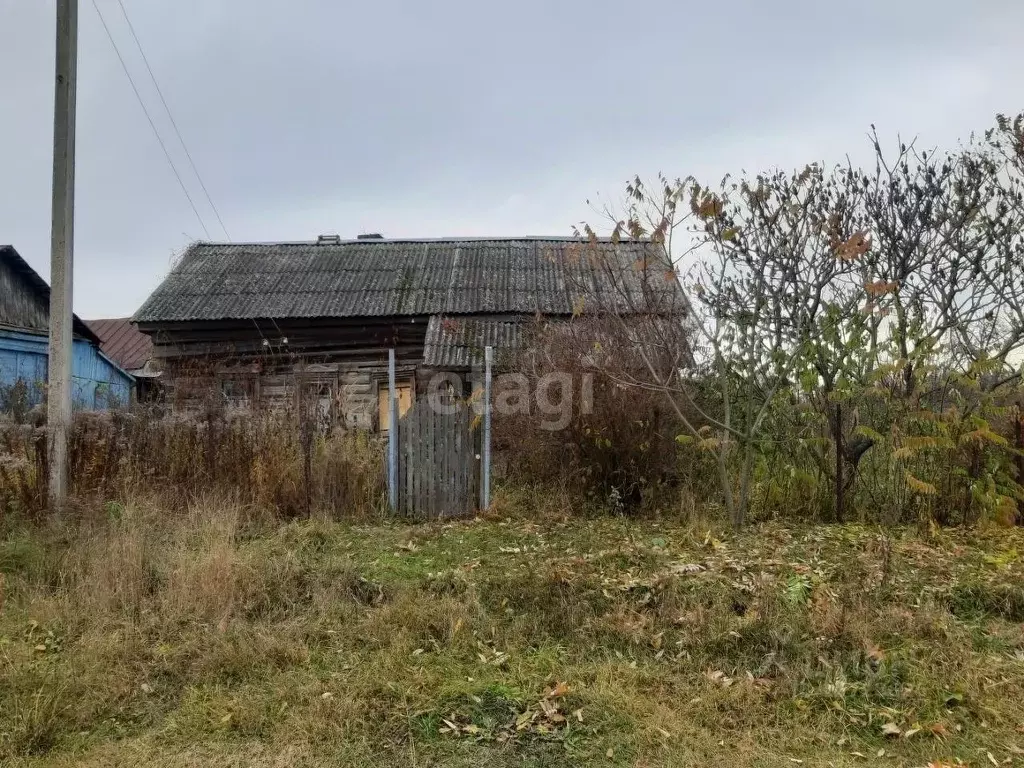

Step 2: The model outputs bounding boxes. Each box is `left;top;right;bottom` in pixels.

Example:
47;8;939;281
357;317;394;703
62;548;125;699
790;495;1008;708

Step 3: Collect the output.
707;669;734;687
670;563;706;575
881;722;902;738
547;681;570;699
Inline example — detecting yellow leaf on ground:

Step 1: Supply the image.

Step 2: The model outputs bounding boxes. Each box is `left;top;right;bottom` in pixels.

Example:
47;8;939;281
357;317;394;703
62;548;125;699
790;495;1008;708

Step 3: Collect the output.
547;681;570;698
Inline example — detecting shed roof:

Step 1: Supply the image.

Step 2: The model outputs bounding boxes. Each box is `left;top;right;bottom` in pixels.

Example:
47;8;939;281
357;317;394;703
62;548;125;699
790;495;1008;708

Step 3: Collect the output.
85;318;153;371
0;245;100;344
423;316;523;369
133;238;685;323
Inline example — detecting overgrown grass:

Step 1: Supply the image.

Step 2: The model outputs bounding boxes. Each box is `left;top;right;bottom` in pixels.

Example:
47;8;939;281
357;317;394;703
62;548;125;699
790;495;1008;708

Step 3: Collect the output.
1;409;386;520
1;491;1023;766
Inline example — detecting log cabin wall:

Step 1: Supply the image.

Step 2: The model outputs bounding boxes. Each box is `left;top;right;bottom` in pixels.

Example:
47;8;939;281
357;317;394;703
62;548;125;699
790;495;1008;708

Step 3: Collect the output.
139;316;428;430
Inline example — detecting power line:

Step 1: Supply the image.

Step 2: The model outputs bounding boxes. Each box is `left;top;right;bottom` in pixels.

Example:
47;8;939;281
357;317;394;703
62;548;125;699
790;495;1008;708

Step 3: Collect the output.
114;0;231;240
90;0;212;240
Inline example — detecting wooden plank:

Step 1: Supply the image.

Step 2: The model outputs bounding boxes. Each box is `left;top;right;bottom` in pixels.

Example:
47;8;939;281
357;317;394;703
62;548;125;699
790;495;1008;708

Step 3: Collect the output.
452;407;461;518
436;409;444;519
445;412;455;518
411;404;421;518
473;412;481;513
440;409;448;518
468;409;475;518
444;413;452;518
457;407;465;517
414;404;425;519
437;411;446;518
396;414;403;513
403;409;413;516
452;406;462;518
404;404;412;517
428;405;436;520
395;415;403;518
463;406;472;517
422;405;432;519
452;409;460;518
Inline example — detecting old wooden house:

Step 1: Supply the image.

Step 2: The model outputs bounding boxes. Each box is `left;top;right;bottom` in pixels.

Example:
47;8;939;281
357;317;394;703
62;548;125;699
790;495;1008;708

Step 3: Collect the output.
0;245;134;411
132;235;685;429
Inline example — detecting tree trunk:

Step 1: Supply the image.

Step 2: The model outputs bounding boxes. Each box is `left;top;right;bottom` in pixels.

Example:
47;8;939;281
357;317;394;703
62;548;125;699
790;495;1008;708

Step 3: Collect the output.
966;444;983;527
735;440;755;529
1016;401;1024;489
716;439;736;524
833;401;845;523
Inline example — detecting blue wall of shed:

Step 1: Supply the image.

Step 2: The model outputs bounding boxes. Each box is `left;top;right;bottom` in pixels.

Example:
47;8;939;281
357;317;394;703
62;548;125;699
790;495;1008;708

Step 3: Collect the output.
0;329;133;409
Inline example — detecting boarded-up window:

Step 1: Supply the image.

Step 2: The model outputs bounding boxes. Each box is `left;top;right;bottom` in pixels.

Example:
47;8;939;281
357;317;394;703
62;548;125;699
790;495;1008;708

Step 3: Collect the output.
221;375;255;406
302;381;337;432
378;382;413;432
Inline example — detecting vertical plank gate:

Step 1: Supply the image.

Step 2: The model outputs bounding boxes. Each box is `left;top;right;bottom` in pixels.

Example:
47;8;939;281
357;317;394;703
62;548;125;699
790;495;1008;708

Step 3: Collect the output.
396;401;479;519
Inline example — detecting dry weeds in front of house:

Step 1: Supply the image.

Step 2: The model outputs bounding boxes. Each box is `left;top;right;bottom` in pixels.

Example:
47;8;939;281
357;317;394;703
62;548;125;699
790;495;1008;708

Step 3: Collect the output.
0;408;386;521
2;494;1023;766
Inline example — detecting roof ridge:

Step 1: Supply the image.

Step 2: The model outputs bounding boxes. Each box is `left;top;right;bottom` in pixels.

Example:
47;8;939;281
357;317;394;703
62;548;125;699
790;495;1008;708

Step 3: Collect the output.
190;236;631;247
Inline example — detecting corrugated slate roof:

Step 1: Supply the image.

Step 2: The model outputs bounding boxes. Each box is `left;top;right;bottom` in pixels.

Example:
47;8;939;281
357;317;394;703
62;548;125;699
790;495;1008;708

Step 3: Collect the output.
424;313;694;371
133;238;685;323
423;316;522;369
85;318;153;371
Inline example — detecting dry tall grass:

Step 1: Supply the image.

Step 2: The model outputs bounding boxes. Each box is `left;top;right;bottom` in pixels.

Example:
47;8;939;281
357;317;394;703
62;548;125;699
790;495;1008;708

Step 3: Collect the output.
2;494;1022;766
0;407;385;521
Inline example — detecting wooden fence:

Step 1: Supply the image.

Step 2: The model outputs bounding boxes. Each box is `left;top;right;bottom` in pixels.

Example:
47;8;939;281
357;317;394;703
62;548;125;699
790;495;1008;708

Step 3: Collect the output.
395;400;478;518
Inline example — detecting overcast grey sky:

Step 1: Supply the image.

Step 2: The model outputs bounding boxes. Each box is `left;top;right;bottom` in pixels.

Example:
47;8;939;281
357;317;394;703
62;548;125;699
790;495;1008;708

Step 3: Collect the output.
2;1;1022;318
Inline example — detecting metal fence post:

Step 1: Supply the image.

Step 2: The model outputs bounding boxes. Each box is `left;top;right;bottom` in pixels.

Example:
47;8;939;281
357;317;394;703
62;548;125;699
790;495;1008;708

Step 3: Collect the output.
388;348;398;511
481;346;492;510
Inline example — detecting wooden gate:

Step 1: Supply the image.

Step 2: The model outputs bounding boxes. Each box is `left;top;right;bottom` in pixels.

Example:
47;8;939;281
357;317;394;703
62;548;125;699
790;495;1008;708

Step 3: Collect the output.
395;400;478;519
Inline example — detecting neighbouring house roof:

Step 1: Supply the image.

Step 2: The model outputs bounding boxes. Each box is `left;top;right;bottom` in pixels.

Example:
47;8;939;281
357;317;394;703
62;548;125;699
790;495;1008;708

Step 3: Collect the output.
133;237;686;323
85;318;153;371
423;316;523;369
0;245;101;344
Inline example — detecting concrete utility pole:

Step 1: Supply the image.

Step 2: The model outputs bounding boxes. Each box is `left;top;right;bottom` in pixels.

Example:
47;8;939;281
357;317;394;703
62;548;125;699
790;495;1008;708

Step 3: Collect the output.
47;0;79;508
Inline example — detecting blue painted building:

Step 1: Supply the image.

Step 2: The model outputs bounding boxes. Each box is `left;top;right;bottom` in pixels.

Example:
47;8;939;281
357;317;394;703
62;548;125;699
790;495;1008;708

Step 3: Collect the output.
0;245;133;410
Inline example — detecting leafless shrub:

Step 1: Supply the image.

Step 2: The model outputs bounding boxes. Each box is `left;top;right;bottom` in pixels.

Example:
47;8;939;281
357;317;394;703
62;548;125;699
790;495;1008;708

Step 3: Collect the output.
494;318;706;513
